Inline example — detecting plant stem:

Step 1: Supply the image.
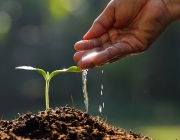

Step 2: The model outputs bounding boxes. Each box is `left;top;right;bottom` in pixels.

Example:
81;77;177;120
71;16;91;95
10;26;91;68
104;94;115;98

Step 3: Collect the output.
45;72;50;110
45;80;50;110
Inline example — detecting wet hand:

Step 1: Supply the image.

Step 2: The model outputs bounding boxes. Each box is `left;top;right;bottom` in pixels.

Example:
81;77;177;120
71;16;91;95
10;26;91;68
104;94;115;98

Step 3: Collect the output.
74;0;172;70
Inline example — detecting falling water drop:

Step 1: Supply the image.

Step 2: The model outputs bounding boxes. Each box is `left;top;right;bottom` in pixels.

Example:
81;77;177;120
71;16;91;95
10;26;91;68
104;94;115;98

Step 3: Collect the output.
101;90;103;95
99;105;102;113
101;84;103;95
101;84;103;89
99;69;105;113
82;70;88;113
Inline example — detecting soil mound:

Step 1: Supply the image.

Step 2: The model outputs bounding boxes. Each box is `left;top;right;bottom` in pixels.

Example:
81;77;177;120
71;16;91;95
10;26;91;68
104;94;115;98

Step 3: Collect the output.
0;107;151;140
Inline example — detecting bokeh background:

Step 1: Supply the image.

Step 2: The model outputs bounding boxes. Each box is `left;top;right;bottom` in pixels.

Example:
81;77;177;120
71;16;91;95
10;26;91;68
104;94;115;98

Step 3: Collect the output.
0;0;180;139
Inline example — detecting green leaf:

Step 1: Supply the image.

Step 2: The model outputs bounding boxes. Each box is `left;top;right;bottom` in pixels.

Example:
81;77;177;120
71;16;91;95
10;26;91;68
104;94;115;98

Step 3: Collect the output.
66;66;82;72
15;66;47;79
49;66;81;80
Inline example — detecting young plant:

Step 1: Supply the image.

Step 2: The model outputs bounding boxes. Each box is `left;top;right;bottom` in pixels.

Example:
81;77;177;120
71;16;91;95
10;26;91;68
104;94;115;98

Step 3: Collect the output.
15;66;81;110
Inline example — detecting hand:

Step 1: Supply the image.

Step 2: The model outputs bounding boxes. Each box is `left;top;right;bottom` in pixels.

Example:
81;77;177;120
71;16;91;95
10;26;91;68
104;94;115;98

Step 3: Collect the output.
74;0;173;70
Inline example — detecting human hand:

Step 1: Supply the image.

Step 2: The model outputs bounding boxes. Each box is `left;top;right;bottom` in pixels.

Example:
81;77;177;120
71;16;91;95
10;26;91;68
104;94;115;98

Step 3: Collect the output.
74;0;174;70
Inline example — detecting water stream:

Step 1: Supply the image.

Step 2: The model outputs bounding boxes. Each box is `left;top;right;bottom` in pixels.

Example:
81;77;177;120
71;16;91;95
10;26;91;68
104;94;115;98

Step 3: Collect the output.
82;69;105;114
82;70;88;113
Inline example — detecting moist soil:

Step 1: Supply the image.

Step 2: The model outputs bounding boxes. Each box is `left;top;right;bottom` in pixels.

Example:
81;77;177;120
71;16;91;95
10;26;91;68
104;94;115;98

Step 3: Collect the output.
0;107;151;140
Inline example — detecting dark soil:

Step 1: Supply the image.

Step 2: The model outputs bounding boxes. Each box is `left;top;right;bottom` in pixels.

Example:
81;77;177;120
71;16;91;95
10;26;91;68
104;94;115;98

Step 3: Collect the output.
0;107;151;140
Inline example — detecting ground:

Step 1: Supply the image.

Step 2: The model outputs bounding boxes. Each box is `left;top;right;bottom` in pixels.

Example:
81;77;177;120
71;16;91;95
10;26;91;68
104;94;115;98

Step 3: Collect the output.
0;107;151;140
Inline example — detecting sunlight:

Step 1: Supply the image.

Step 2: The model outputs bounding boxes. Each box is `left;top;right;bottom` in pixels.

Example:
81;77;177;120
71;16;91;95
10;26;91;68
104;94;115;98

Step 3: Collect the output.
0;12;11;34
82;51;98;61
59;0;83;12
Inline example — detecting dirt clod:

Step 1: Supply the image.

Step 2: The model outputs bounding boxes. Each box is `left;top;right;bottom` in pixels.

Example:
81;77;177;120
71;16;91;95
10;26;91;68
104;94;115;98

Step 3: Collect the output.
0;107;152;140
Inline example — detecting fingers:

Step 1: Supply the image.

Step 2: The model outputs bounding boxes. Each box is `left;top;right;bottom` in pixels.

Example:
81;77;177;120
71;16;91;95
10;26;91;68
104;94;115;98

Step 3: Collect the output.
73;51;86;63
74;38;101;51
75;42;135;70
77;49;113;70
83;1;115;40
74;33;109;51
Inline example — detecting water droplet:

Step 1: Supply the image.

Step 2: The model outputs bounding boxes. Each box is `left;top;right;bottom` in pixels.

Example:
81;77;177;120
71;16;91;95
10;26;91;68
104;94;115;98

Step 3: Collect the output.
99;105;102;113
101;90;103;95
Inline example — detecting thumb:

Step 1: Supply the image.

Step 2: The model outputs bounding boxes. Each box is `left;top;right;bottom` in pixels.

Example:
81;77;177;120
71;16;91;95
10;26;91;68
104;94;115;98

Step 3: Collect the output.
83;1;115;40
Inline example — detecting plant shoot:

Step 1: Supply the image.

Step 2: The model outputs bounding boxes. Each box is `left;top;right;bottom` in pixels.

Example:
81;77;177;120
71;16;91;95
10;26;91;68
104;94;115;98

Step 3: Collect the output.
15;66;81;110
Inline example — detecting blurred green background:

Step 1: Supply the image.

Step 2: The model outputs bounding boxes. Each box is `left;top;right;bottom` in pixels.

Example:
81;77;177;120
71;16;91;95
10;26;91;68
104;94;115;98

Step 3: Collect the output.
0;0;180;139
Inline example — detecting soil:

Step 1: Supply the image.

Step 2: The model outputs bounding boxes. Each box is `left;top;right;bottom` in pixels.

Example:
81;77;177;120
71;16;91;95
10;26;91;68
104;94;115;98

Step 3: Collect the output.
0;107;151;140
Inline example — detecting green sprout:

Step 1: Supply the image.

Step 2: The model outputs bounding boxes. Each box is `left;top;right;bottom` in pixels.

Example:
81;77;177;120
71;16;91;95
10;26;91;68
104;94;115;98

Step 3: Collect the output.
15;66;81;110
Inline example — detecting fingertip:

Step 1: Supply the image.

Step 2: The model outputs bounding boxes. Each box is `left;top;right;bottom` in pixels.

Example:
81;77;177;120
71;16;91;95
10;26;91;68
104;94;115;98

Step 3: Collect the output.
74;40;92;51
83;26;95;40
78;59;95;70
83;32;91;40
74;42;78;51
84;29;105;41
74;40;83;51
73;51;86;62
73;53;79;63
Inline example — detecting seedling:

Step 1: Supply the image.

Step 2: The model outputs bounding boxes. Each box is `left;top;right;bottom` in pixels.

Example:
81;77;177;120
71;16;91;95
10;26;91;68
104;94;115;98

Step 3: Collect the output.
15;66;81;110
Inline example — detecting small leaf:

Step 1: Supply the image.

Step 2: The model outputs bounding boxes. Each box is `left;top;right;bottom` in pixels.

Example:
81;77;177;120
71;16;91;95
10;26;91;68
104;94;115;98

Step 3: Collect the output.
49;66;81;80
66;66;82;72
15;66;47;79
